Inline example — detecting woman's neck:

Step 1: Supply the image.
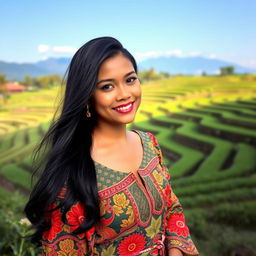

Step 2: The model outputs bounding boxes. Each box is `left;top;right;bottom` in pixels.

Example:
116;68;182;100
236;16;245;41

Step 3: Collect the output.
92;122;129;148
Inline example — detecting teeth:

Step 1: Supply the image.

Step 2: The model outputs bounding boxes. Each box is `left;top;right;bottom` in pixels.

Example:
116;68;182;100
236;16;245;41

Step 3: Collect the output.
115;103;132;111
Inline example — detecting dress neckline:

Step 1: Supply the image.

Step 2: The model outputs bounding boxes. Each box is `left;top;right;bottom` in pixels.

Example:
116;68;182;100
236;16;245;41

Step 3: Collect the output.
93;129;145;175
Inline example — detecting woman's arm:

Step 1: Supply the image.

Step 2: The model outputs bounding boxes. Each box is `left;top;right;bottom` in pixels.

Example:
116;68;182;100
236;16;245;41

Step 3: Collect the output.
169;247;184;256
147;132;199;256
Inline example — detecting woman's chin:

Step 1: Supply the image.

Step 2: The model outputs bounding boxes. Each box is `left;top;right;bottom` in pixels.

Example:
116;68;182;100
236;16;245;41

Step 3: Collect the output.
117;117;135;124
110;115;136;125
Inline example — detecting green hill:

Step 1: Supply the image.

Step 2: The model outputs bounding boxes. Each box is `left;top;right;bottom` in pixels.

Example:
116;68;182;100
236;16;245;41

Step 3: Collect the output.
1;75;256;255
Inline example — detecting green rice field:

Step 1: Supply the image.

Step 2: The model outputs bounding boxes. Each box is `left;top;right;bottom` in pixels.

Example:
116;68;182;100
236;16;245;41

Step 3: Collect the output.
0;75;256;255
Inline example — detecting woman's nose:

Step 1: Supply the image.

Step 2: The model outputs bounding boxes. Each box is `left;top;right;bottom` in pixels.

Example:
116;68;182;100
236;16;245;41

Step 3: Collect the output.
116;84;131;101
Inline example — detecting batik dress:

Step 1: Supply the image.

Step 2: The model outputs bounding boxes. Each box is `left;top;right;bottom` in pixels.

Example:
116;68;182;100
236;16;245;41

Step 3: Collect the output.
42;130;199;256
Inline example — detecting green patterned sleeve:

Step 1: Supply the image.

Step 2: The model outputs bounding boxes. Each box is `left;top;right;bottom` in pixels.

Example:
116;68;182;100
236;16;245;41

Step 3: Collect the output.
146;132;199;255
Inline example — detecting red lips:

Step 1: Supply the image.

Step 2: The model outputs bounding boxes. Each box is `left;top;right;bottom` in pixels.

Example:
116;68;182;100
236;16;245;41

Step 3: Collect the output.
113;101;134;109
113;102;134;113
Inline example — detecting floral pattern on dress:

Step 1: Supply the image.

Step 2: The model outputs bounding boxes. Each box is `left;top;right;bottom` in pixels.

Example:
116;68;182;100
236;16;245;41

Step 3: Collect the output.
42;204;63;242
147;132;199;255
67;203;86;239
42;130;199;256
57;239;78;256
167;213;189;237
117;233;147;256
42;202;93;255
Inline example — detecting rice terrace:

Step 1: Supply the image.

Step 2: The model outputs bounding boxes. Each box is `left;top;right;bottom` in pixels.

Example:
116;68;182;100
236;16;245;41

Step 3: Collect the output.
0;75;256;255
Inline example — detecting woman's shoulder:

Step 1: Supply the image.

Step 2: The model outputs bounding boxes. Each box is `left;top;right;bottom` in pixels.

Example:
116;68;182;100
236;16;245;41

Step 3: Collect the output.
131;129;155;140
131;129;159;146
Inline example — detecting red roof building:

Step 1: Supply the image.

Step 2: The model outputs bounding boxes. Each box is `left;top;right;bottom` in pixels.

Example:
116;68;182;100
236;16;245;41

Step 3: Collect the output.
3;82;26;93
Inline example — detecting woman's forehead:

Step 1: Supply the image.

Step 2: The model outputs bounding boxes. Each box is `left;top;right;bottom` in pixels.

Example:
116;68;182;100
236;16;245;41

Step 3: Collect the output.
98;54;134;77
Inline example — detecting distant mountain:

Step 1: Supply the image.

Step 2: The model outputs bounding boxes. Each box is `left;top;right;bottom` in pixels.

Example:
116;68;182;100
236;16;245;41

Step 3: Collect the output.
0;61;51;80
0;56;255;80
138;56;256;75
35;58;71;74
0;58;71;80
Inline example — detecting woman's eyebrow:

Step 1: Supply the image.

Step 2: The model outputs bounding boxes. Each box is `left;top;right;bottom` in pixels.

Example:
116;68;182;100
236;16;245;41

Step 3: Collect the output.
96;71;136;85
124;71;136;77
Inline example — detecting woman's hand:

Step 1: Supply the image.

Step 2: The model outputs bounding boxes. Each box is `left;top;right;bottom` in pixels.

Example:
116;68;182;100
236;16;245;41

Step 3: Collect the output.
168;248;184;256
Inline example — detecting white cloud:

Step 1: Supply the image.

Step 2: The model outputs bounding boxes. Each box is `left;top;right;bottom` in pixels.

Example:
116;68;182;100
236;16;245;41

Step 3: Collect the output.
38;44;50;53
37;44;221;65
37;44;77;55
208;54;217;59
213;69;221;75
234;59;256;69
134;49;183;61
165;49;183;57
52;46;78;54
40;56;49;60
188;51;202;57
195;69;203;75
134;50;219;62
248;60;256;68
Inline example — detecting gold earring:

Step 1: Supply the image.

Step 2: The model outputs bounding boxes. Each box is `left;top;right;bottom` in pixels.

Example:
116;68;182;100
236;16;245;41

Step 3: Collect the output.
86;104;91;118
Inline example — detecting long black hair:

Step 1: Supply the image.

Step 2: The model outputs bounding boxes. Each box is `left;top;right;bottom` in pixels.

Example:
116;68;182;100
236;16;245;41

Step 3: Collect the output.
24;36;138;245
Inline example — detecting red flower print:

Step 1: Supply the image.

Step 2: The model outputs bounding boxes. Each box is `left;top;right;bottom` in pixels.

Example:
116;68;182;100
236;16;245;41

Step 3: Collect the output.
162;165;170;180
85;226;95;241
146;132;159;146
67;202;85;229
167;213;189;237
117;233;147;256
150;248;164;255
163;183;171;203
42;204;63;242
67;202;85;238
95;224;117;243
150;248;159;255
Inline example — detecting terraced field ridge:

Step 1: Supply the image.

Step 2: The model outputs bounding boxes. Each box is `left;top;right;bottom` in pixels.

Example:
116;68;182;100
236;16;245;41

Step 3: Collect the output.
0;75;256;255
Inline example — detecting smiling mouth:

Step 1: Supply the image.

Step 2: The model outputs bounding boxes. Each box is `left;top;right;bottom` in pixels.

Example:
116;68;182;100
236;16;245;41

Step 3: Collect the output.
112;102;134;113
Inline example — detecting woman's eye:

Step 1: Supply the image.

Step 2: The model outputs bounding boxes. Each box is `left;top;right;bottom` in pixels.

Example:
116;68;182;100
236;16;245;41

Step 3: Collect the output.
101;84;113;91
126;77;137;84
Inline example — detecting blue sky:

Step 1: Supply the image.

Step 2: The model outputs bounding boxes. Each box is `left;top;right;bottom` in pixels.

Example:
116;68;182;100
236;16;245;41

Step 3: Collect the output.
1;0;255;68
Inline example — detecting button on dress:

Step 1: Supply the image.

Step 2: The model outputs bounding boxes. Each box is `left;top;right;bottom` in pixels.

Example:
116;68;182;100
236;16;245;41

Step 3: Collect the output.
42;130;199;256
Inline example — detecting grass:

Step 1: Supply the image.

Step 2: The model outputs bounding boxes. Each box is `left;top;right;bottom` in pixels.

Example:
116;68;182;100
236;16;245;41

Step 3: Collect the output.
0;164;32;191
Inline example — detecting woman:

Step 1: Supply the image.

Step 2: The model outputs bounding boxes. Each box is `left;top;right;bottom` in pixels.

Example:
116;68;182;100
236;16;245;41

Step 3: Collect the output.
25;37;199;256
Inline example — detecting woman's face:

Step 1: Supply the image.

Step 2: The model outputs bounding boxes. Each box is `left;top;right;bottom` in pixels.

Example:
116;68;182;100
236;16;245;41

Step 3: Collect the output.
91;53;141;126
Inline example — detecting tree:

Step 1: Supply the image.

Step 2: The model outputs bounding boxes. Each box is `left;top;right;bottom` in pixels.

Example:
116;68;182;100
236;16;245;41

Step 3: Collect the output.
0;73;7;85
23;75;34;88
138;68;168;83
49;74;63;86
220;66;235;75
37;75;52;89
35;74;63;89
0;73;9;104
159;72;171;78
